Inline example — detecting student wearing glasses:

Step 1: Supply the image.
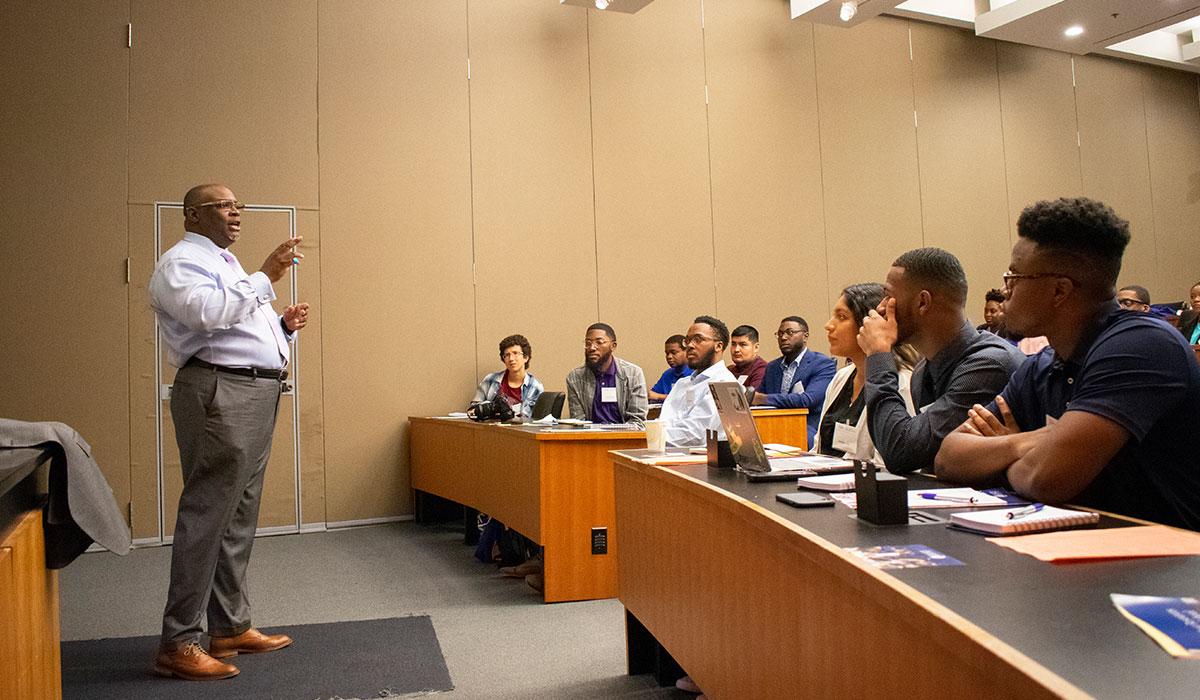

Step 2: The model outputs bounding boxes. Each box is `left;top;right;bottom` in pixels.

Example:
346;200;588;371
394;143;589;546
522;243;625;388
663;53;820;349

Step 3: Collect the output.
658;316;738;447
1116;285;1151;313
936;198;1200;531
565;323;648;425
471;335;544;420
751;316;837;448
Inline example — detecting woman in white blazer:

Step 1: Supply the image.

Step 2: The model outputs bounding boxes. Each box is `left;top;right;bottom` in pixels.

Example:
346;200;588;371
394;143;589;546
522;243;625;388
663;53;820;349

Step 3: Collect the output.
813;283;917;467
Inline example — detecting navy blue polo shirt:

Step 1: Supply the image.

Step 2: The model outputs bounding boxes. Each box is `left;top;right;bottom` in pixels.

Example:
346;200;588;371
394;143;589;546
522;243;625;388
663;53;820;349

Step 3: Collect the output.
989;306;1200;530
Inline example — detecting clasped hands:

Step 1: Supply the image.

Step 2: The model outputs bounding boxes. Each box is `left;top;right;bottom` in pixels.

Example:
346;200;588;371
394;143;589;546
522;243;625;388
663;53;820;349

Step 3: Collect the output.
958;396;1019;437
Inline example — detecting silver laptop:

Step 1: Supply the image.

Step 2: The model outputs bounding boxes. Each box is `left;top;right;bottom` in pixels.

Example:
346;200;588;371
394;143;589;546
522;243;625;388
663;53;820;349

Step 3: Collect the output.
708;381;853;481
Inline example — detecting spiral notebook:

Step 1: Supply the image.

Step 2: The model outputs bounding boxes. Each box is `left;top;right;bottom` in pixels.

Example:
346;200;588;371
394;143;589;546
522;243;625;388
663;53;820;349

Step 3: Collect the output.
949;505;1099;535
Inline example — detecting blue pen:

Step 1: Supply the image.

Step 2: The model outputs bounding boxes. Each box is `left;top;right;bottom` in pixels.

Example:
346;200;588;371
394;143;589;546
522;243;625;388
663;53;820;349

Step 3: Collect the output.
917;492;978;504
1006;503;1045;520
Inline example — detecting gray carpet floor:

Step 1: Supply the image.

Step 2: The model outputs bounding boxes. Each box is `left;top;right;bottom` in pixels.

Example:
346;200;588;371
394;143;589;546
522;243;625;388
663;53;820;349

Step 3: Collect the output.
59;521;688;699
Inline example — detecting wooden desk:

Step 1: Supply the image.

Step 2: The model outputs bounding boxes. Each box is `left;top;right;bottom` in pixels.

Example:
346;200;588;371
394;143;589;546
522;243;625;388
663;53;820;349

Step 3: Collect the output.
409;410;807;603
0;449;60;700
613;456;1200;698
411;418;643;602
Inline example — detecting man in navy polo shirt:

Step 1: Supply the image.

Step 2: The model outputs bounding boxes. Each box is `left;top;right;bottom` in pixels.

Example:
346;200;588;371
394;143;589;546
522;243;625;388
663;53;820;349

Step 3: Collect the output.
936;197;1200;531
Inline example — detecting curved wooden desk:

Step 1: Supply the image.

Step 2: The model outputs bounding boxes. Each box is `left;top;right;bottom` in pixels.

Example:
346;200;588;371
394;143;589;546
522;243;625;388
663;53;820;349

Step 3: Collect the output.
409;410;806;603
613;456;1200;699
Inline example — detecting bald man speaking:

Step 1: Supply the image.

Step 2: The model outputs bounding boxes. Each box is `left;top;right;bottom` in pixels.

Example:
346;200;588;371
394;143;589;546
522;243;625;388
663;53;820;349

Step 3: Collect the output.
149;183;309;680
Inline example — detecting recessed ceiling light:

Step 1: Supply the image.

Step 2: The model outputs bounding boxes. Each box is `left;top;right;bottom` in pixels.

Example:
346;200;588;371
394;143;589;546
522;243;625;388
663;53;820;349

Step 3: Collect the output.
1064;25;1084;38
839;1;857;22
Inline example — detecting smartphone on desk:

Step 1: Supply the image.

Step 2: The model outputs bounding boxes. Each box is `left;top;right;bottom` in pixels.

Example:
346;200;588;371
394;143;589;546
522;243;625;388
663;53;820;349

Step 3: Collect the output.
776;491;834;508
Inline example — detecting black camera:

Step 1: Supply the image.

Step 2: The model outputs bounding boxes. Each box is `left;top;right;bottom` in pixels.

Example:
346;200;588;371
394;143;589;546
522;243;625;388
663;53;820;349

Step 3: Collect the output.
468;395;516;422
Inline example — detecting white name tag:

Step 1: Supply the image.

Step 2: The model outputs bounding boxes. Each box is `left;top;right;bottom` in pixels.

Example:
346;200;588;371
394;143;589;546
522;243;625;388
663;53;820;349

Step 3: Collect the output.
790;380;804;393
736;375;748;386
832;421;860;454
601;386;618;403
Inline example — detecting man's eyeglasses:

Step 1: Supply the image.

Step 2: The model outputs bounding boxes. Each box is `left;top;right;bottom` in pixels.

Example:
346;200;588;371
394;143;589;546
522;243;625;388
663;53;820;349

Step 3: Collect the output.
683;334;716;346
1001;271;1075;292
1117;298;1148;309
583;339;611;349
190;200;245;212
775;329;806;339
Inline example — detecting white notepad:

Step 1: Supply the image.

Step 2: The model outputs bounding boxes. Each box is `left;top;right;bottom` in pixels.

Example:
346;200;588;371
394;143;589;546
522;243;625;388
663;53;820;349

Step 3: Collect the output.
949;505;1099;535
795;473;857;492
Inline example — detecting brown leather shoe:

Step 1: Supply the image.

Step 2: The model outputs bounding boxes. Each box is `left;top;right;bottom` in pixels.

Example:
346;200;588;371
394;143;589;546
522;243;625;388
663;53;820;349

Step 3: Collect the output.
154;641;239;681
208;628;293;659
525;572;544;593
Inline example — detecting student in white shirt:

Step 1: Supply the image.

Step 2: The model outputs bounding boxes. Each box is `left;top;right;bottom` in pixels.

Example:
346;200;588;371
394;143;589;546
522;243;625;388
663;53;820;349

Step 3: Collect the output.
658;315;737;447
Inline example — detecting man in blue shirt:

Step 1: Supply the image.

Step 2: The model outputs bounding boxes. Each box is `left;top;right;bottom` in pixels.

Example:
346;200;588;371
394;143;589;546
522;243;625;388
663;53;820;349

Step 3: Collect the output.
936;197;1200;531
752;316;836;448
648;335;692;402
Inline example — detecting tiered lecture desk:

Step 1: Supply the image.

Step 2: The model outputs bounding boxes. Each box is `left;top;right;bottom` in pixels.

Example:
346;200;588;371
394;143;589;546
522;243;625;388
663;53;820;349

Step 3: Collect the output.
612;456;1200;699
409;408;807;602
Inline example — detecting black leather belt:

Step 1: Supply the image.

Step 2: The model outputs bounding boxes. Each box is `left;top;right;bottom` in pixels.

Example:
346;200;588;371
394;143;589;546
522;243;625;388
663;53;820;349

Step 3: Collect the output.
185;358;288;381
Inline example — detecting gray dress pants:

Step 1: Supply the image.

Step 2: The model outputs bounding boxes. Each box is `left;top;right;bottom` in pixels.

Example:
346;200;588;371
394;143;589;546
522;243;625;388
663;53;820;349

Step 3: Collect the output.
161;363;282;645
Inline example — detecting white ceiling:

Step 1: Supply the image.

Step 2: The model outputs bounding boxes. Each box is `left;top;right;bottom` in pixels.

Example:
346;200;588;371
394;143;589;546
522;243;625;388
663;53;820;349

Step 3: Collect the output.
562;0;1200;74
794;0;1200;74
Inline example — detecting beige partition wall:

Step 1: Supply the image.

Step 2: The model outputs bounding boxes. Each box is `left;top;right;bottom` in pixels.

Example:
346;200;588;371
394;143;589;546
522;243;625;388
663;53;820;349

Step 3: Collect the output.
813;18;924;300
467;0;597;392
1074;56;1158;296
127;0;319;208
910;23;1011;308
4;1;1200;530
996;44;1083;228
0;1;131;514
318;0;476;522
588;0;716;373
705;0;831;350
1143;68;1200;298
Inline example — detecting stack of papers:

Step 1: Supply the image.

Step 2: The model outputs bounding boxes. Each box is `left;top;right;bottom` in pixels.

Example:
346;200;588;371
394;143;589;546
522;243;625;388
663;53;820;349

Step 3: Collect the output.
989;525;1200;563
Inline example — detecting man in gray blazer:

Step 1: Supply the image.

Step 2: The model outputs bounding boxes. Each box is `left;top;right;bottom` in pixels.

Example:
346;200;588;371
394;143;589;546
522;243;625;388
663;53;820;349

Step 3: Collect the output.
565;323;648;426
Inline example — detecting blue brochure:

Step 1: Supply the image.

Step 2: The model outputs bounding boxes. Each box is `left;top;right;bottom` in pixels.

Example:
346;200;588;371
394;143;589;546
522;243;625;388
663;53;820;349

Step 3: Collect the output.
1111;594;1200;659
845;544;964;570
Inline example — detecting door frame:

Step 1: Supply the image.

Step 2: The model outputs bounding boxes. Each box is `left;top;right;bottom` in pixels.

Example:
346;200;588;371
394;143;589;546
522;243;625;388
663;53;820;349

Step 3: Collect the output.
152;201;303;543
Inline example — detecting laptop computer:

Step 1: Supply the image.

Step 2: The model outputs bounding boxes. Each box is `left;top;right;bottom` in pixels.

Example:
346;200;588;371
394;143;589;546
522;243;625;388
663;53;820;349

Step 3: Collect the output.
708;381;854;481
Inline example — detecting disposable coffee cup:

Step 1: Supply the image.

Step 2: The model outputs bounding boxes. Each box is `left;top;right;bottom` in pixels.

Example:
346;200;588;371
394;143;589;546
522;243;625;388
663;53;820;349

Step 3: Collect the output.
644;420;666;453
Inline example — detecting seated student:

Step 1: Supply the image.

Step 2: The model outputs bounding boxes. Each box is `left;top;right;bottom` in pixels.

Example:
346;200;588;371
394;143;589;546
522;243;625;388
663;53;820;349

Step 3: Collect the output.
859;247;1025;474
813;283;916;466
659;316;738;447
648;334;692;402
1177;281;1200;348
727;325;768;390
471;334;544;420
935;198;1200;531
565;323;648;425
1116;284;1151;313
751;316;837;448
976;288;1006;334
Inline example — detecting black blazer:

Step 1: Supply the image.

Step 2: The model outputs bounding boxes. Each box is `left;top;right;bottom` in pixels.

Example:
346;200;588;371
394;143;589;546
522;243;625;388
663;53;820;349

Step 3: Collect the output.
1180;310;1199;344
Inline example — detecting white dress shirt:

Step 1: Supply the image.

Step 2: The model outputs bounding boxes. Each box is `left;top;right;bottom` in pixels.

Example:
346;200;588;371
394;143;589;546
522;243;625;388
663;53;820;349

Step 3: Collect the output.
150;232;292;369
658;360;738;447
